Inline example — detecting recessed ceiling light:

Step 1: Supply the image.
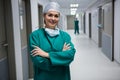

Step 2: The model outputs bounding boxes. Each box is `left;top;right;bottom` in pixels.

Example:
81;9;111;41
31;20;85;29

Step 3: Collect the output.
70;8;77;11
70;4;79;7
70;10;76;15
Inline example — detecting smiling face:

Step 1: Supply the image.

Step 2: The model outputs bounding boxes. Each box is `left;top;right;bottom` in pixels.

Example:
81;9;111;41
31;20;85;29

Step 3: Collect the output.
44;11;60;29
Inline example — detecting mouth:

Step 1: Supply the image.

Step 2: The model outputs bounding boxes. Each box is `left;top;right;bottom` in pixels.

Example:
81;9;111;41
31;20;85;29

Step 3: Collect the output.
49;20;57;25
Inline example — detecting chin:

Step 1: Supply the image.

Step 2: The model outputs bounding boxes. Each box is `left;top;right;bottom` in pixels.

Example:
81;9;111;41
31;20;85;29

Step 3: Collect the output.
50;25;56;27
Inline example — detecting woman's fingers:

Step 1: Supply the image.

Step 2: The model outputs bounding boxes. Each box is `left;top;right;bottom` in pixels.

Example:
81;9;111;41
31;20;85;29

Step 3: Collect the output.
67;46;71;49
63;42;71;51
31;49;38;56
31;45;40;56
66;43;70;47
31;48;37;53
64;43;70;48
30;45;48;58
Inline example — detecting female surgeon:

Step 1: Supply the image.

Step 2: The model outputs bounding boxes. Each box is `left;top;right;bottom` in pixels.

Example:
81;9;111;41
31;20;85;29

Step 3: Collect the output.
29;2;76;80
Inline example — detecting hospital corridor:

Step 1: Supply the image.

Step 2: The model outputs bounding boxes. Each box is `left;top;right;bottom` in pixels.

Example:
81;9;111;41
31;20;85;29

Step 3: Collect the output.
0;0;120;80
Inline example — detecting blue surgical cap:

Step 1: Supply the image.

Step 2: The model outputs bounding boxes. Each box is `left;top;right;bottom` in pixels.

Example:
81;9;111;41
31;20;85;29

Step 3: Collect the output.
43;2;60;14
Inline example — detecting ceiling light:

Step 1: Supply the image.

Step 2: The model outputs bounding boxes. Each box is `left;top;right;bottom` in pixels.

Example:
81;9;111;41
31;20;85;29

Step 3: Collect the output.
70;4;79;7
71;10;76;15
70;8;77;11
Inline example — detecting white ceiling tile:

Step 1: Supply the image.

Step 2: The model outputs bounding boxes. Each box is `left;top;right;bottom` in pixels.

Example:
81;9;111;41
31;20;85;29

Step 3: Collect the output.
49;0;98;15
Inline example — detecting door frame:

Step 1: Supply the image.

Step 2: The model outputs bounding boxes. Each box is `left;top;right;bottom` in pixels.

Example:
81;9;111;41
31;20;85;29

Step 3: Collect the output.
4;0;17;79
89;13;92;38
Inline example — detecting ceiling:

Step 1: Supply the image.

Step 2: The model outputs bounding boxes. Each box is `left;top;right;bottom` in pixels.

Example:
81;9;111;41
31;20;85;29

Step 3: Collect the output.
49;0;98;15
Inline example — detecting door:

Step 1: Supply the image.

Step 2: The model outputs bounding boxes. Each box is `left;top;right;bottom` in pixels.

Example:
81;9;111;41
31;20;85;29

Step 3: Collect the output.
38;5;44;28
67;15;75;29
0;0;9;79
89;13;92;38
83;13;86;34
98;7;103;47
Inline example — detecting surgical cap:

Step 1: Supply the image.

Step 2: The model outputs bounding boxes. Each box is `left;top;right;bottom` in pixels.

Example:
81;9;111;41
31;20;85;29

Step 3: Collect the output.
43;2;60;14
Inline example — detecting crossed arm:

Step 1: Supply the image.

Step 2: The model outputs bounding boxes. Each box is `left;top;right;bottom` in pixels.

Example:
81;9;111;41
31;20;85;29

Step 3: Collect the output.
31;42;71;58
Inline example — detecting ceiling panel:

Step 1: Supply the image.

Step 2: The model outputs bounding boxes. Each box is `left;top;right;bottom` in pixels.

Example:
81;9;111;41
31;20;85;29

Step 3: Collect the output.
49;0;98;15
49;0;97;9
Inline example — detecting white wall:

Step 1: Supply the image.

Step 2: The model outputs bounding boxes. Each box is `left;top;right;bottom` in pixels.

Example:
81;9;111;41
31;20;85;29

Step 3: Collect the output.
114;0;120;63
61;9;70;15
63;15;67;31
58;14;67;30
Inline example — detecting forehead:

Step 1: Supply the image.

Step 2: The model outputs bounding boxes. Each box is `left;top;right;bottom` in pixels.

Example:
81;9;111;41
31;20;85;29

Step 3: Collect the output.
46;11;60;15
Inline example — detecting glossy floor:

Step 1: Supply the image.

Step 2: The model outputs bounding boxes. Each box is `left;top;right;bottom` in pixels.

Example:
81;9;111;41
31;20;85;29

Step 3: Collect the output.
68;30;120;80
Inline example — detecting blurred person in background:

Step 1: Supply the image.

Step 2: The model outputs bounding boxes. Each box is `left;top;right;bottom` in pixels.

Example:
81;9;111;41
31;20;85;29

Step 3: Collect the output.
74;18;79;34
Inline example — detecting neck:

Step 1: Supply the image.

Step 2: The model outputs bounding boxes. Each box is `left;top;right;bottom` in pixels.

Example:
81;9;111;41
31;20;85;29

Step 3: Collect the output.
45;26;55;30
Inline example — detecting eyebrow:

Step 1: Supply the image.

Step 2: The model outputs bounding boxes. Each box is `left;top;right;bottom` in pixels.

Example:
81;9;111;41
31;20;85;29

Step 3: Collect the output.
47;12;59;15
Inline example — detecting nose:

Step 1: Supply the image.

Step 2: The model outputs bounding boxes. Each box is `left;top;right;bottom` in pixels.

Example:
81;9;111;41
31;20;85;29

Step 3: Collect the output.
51;16;56;20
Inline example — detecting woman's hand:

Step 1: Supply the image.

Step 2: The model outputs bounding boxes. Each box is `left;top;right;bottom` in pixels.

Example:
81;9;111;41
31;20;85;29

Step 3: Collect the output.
31;45;49;58
62;42;71;51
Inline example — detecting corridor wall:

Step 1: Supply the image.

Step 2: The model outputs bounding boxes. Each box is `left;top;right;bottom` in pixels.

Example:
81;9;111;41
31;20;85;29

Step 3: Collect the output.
114;0;120;63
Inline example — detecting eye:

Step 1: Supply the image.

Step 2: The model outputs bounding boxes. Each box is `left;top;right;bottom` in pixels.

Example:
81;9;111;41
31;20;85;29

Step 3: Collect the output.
48;14;53;17
54;15;59;18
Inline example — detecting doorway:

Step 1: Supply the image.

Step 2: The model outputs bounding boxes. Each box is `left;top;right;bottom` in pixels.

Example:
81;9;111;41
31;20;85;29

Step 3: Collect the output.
0;0;9;79
38;4;44;28
98;7;103;47
89;13;92;38
67;15;75;30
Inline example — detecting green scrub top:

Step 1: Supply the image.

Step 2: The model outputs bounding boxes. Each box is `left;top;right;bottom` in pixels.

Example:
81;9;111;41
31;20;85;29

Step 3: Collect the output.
29;28;76;80
74;20;79;30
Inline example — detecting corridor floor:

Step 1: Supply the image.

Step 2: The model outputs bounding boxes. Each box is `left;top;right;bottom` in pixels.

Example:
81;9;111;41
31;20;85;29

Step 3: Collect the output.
67;30;120;80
